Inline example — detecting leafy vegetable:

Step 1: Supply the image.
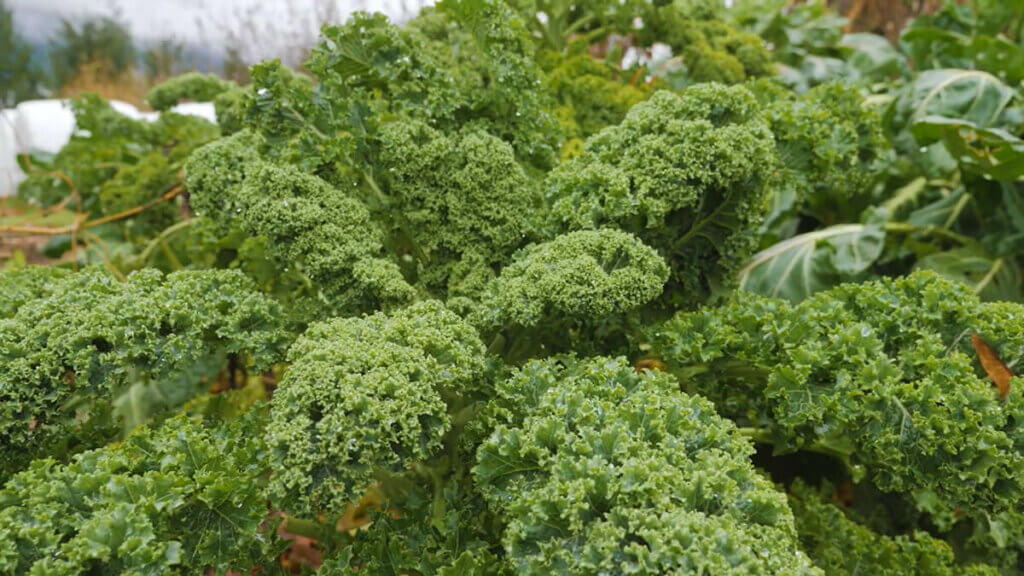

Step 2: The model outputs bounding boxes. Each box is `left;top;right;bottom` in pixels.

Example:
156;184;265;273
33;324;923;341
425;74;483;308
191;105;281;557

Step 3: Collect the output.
0;410;273;575
0;267;288;479
475;356;821;575
144;72;235;111
4;0;1024;573
267;300;488;515
544;84;775;309
652;271;1024;516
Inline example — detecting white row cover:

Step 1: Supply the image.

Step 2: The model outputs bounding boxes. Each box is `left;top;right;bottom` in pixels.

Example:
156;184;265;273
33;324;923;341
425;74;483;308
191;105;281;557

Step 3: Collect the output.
0;99;217;197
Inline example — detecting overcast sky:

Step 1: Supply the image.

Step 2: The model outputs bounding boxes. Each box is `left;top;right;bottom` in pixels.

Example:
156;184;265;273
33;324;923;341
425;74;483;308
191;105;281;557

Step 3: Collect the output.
10;0;426;61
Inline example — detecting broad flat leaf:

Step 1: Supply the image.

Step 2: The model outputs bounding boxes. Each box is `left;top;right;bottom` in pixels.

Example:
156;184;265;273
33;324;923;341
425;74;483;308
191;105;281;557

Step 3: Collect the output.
887;69;1016;135
975;0;1024;34
840;33;903;81
971;333;1013;399
739;222;885;302
900;27;1024;84
1002;182;1024;235
912;116;1024;180
906;187;967;228
798;56;848;86
969;35;1024;84
915;246;1021;301
899;27;969;71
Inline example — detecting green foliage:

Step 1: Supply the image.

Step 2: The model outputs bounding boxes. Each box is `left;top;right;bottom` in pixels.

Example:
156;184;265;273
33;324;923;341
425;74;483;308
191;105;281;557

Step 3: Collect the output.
0;0;45;105
788;480;999;575
542;53;650;153
474;229;668;359
742;0;1024;306
185;137;415;315
99;151;179;234
182;129;260;231
544;85;775;309
739;215;887;302
267;301;488;515
375;121;540;296
641;0;773;85
318;484;508;575
480;229;668;326
733;0;852;89
142;38;186;83
505;0;638;52
48;16;135;89
7;1;1024;573
0;409;273;575
475;356;821;575
0;265;70;318
652;271;1024;516
145;72;235;111
18;94;218;239
754;80;888;221
212;85;249;135
0;267;289;479
252;5;561;176
900;0;1024;84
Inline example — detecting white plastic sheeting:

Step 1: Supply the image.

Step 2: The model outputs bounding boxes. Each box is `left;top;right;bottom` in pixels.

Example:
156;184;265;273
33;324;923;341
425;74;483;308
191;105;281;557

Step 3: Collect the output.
0;100;217;197
12;100;76;156
1;110;24;197
169;102;217;124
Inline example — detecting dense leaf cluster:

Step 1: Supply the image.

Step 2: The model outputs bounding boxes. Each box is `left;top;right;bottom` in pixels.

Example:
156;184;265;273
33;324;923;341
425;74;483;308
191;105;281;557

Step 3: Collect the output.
267;300;488;515
787;480;999;576
0;412;271;574
475;356;821;575
6;0;1024;574
652;271;1024;515
0;267;288;479
544;85;775;308
144;71;235;111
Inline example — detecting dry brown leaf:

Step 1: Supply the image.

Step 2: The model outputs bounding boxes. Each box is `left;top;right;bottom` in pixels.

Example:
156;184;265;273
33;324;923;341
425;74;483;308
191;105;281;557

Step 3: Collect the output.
831;481;854;508
971;333;1013;400
277;521;322;573
635;358;667;373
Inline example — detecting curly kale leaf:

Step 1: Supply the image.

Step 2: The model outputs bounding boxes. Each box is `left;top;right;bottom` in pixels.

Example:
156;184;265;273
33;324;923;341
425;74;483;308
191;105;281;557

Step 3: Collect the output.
0;265;70;318
752;79;888;223
651;270;1024;515
317;478;509;576
788;480;1000;576
185;135;415;315
481;229;668;326
542;53;651;156
544;85;775;309
0;411;272;575
475;356;822;575
145;72;236;111
472;229;668;359
0;267;289;479
257;3;561;175
267;300;488;515
183;129;261;233
640;0;773;85
376;121;540;297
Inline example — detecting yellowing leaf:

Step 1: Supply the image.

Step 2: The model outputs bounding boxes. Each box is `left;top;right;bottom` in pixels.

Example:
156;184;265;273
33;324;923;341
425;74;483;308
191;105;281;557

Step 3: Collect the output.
971;333;1012;399
635;358;667;373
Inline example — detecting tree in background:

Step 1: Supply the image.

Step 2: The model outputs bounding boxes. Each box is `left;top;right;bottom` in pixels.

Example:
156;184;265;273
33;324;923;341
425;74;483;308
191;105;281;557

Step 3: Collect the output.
221;45;250;85
49;15;135;92
143;38;187;84
0;0;45;106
